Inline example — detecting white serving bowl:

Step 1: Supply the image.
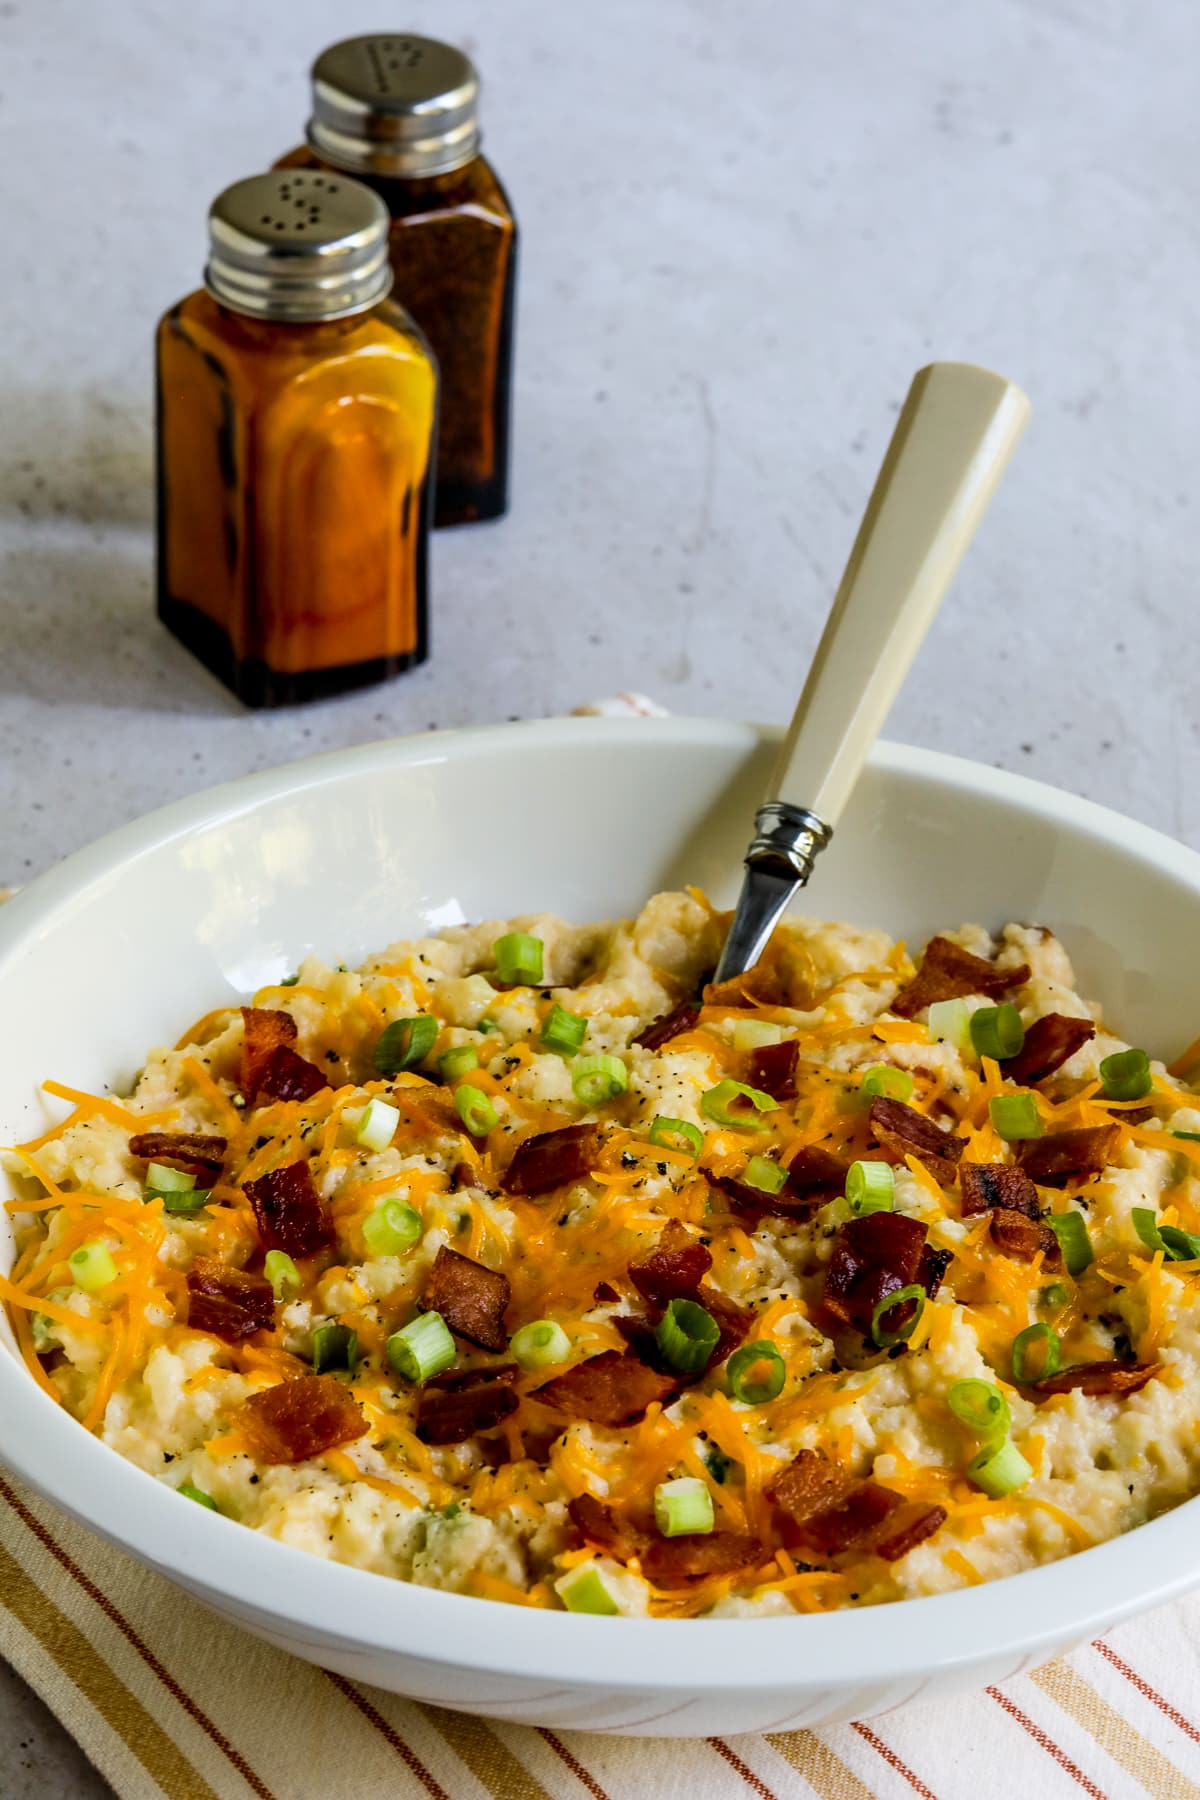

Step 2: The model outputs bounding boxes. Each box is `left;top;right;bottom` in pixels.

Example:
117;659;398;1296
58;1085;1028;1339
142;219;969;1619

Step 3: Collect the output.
3;717;1200;1736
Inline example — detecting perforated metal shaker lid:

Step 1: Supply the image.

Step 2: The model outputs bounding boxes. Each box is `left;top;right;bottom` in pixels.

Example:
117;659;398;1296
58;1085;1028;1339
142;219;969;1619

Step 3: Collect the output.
307;34;481;178
204;171;393;322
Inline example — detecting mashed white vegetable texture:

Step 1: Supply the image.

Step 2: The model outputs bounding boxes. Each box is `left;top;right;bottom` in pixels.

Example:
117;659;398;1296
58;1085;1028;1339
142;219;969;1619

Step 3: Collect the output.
6;891;1200;1619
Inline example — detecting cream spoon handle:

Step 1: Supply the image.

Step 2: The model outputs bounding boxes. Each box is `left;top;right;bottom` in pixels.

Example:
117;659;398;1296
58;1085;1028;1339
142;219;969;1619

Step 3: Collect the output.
769;360;1031;826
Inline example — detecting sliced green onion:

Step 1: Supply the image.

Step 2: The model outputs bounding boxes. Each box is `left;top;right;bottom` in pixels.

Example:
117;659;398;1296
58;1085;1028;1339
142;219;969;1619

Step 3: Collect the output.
1160;1225;1200;1261
178;1482;219;1510
438;1044;480;1082
571;1053;629;1106
989;1093;1043;1141
700;1078;778;1131
731;1019;786;1052
280;973;299;988
648;1116;703;1158
311;1322;358;1374
1038;1281;1071;1312
654;1476;715;1538
1173;1129;1200;1143
743;1154;787;1195
704;1443;733;1484
264;1250;301;1302
144;1160;210;1213
967;1436;1033;1498
860;1064;915;1102
493;932;544;986
655;1296;720;1374
1100;1046;1152;1103
510;1318;572;1369
846;1160;895;1217
1132;1206;1200;1262
68;1242;117;1292
375;1015;438;1077
726;1339;786;1405
362;1197;423;1257
356;1096;400;1151
454;1084;498;1137
387;1311;456;1383
145;1162;195;1193
478;1017;502;1035
30;1287;73;1353
540;1004;588;1056
1046;1210;1093;1276
970;1003;1026;1061
1011;1321;1062;1383
160;1187;211;1215
927;998;973;1054
870;1283;926;1349
556;1563;619;1615
947;1378;1011;1441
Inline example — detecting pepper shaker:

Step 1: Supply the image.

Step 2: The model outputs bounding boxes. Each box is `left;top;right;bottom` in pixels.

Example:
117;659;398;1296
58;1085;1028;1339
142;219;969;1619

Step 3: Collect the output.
277;34;517;528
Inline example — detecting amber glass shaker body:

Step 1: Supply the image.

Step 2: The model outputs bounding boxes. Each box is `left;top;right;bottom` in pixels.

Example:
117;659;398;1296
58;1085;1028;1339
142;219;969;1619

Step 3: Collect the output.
156;171;437;708
277;34;516;528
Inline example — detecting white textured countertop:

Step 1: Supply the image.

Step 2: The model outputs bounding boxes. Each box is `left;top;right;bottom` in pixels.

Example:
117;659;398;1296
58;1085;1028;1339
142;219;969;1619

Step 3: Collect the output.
2;0;1199;1791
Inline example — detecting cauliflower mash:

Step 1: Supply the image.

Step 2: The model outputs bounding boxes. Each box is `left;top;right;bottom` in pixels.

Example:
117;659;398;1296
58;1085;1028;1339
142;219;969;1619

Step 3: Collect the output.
5;890;1200;1620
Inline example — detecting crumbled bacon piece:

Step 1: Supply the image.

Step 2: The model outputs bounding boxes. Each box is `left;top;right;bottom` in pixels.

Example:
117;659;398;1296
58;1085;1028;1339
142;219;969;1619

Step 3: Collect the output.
629;1221;712;1307
989;1209;1062;1265
186;1255;274;1342
643;1530;765;1585
593;1280;618;1304
869;1499;950;1561
716;1144;849;1220
567;1494;762;1584
869;1096;965;1185
767;1449;946;1561
822;1212;928;1332
714;1175;815;1220
533;1349;678;1426
891;936;1030;1019
255;1045;328;1104
129;1131;227;1176
1016;1125;1120;1186
244;1161;333;1257
1004;1013;1096;1085
1027;1360;1157;1397
501;1124;605;1197
919;1243;952;1296
745;1040;799;1101
633;1001;701;1052
767;1446;857;1523
423;1246;510;1352
959;1161;1040;1218
698;1288;754;1365
415;1365;519;1445
237;1373;366;1463
787;1145;854;1195
241;1007;299;1100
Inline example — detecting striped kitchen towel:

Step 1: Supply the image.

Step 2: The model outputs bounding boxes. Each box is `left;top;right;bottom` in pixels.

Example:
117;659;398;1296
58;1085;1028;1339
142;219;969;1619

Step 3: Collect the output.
1;1465;1199;1800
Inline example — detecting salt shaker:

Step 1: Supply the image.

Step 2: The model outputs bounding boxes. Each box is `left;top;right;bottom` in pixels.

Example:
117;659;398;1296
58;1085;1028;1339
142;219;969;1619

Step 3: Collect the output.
156;171;437;707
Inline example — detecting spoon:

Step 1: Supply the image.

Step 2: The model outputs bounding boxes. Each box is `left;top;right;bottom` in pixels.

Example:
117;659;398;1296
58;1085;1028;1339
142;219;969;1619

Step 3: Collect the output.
713;360;1031;984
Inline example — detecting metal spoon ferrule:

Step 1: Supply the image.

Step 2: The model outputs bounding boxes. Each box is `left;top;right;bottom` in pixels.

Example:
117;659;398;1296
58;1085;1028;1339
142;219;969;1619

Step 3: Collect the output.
712;803;833;985
744;802;833;884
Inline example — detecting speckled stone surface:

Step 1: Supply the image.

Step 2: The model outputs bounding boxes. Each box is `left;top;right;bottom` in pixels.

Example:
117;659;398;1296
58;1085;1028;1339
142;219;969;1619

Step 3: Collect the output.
2;0;1198;1790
